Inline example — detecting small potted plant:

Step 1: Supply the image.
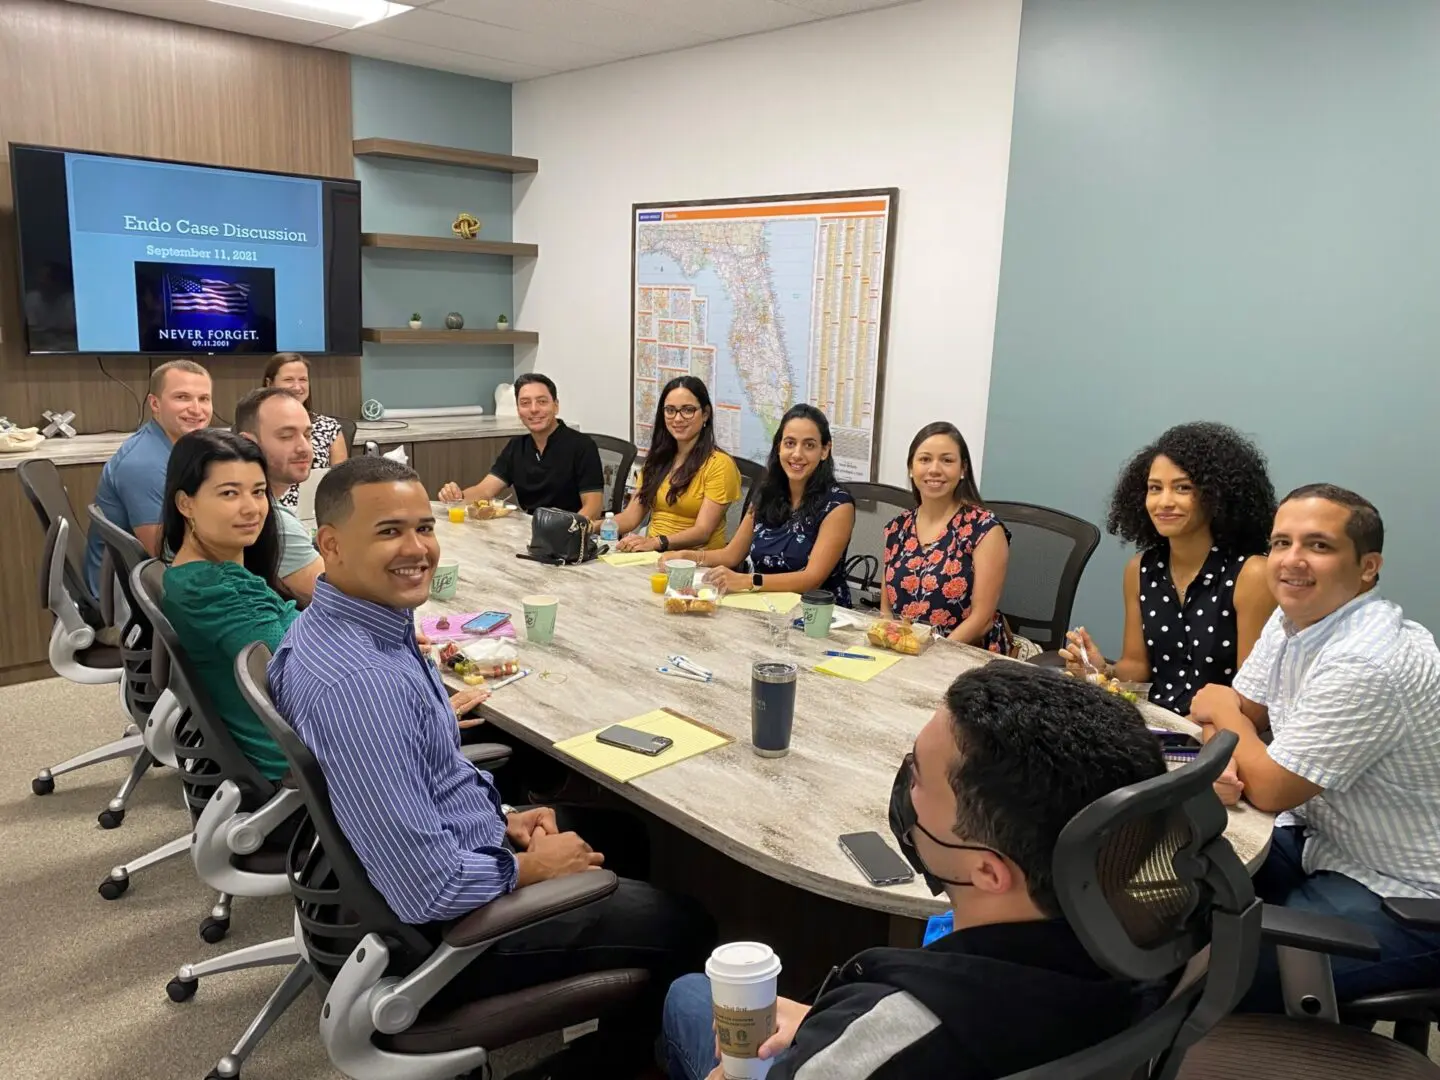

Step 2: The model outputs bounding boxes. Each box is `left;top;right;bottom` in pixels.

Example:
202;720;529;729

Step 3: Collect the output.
496;313;510;331
408;312;422;329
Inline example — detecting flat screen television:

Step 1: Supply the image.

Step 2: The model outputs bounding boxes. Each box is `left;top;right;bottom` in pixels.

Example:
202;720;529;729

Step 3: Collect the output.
9;144;362;356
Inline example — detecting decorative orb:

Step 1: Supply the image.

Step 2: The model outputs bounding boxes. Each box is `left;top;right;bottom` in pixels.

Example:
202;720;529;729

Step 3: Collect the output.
445;312;465;330
361;398;384;421
451;212;481;240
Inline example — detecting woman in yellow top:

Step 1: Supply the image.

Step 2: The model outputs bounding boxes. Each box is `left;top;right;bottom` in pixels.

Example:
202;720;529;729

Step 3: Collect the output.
614;375;741;553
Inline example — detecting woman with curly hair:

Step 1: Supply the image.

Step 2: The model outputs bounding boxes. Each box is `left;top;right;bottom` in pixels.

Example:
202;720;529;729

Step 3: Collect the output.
1061;421;1276;714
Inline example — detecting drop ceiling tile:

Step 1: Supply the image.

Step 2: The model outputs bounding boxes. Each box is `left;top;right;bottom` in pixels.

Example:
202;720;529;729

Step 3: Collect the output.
585;0;815;37
325;27;557;81
356;8;625;69
428;0;716;52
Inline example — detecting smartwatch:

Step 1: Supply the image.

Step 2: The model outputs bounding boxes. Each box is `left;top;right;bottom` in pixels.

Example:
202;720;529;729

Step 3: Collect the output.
752;573;763;591
657;534;670;553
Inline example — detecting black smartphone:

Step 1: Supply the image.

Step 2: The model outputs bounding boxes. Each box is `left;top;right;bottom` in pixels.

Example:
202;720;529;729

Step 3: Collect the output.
595;725;673;756
838;831;915;887
462;611;512;634
1149;727;1202;752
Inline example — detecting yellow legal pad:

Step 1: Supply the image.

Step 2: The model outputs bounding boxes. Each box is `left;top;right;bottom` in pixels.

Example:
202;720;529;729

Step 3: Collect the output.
814;646;903;682
551;708;734;782
718;591;802;614
599;550;662;567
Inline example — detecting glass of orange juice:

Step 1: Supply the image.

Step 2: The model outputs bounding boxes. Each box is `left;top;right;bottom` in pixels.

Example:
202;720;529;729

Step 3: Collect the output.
448;505;467;524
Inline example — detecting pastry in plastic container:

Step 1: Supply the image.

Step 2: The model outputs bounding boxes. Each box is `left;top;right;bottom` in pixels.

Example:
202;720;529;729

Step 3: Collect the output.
866;618;934;655
467;499;514;520
663;584;718;615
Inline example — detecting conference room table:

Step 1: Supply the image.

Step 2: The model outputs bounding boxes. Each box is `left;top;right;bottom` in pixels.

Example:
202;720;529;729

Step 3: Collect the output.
421;509;1275;942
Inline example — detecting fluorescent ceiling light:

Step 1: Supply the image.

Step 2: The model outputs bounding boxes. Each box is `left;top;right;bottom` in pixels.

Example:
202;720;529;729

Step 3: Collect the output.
205;0;413;30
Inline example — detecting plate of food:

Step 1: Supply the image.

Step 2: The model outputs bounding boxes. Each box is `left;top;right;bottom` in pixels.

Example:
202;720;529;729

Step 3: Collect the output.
1064;670;1142;703
467;499;516;520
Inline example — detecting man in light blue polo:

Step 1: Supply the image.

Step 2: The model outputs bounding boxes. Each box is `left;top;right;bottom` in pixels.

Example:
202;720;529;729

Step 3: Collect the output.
84;359;213;594
1191;484;1440;1010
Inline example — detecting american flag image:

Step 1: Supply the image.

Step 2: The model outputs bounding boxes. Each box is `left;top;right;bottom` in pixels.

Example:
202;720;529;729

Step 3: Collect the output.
168;274;250;315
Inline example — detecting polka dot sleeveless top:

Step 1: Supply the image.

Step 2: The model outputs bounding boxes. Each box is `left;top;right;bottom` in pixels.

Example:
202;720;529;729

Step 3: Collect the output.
1139;546;1244;714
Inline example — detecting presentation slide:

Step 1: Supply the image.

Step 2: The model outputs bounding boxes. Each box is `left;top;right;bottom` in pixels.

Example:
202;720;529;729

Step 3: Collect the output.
64;153;326;353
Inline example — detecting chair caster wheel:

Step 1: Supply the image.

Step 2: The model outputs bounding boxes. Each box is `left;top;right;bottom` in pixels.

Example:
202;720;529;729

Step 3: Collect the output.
98;808;126;829
199;916;230;944
167;976;198;1002
205;1069;236;1080
32;775;54;796
98;874;130;900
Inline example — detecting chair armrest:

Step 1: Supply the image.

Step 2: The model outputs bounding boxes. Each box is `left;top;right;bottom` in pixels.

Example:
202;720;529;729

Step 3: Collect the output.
462;742;511;769
443;870;619;948
1262;903;1381;960
1382;897;1440;931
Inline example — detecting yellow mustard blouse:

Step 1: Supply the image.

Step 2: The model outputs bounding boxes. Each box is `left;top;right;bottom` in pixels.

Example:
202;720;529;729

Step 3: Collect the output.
643;450;742;550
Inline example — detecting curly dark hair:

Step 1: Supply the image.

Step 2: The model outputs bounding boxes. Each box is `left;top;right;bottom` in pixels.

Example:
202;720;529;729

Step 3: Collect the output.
1106;421;1275;555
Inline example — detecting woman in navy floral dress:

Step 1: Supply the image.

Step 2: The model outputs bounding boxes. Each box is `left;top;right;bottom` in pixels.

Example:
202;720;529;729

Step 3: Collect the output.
663;404;855;604
882;422;1013;653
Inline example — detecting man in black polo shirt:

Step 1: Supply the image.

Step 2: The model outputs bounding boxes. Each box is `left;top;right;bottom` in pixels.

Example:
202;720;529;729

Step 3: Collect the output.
438;374;605;519
661;664;1170;1080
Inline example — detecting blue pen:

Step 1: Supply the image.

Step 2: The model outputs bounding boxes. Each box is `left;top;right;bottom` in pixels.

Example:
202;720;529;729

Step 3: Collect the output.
824;650;875;661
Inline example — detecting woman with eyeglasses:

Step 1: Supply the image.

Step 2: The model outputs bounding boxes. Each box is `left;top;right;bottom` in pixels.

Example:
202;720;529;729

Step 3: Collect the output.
614;375;741;553
263;352;348;510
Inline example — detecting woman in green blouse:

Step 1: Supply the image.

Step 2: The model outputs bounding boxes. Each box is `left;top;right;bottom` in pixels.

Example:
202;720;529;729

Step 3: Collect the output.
160;429;296;780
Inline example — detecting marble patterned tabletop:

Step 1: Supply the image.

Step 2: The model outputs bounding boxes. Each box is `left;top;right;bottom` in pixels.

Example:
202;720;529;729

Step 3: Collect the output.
0;414;530;470
423;512;1275;921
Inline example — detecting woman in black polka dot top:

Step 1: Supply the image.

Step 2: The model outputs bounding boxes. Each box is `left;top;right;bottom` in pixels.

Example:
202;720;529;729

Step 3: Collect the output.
1061;422;1277;714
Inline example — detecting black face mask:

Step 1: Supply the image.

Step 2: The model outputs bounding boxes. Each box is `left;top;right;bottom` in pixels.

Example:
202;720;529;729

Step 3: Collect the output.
888;753;1003;896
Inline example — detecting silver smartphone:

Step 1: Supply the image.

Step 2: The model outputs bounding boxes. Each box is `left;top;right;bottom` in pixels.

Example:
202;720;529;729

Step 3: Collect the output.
839;831;915;887
595;724;673;756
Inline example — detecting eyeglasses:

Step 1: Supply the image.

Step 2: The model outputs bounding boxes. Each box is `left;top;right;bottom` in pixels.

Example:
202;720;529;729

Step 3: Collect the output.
663;405;701;419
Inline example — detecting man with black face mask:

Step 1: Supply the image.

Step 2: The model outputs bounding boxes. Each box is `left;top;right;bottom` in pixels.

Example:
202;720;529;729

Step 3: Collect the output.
660;663;1170;1080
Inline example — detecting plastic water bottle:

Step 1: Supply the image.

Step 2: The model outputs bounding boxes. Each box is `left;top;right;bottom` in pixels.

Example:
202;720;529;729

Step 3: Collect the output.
600;512;618;543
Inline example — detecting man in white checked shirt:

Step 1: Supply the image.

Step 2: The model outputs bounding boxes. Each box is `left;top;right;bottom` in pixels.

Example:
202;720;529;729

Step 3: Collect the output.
1190;484;1440;1011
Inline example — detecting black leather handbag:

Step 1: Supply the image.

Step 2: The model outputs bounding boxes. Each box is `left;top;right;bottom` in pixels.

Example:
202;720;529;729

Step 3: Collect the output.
524;507;599;565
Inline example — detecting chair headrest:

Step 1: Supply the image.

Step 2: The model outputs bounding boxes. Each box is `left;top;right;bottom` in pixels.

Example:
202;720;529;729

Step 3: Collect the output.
1052;731;1254;983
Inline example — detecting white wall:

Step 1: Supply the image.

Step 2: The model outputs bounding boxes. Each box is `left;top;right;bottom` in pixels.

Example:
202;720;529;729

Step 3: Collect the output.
512;0;1022;483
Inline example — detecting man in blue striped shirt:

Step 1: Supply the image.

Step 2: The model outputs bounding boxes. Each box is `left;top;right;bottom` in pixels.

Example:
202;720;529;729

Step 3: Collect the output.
1191;484;1440;1010
270;457;713;1077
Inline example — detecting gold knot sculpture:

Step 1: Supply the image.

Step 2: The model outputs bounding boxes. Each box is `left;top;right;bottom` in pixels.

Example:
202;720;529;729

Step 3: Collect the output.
451;212;481;240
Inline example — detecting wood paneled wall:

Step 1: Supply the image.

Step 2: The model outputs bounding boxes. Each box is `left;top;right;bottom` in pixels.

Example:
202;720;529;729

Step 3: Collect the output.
0;0;361;433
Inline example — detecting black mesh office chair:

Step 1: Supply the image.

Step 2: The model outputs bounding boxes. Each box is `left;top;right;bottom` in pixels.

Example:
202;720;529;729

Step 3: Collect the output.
588;433;638;516
843;481;912;608
18;461;158;817
236;641;650;1080
994;730;1438;1079
726;455;766;543
87;505;169;828
338;416;358;456
986;500;1101;652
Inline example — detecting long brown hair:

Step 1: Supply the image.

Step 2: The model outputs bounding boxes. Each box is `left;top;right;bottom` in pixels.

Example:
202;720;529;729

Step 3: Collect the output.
262;352;311;413
639;375;719;509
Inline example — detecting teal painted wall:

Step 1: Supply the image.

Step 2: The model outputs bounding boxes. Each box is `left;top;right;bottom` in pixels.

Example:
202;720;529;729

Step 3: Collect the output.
984;0;1440;653
351;57;516;410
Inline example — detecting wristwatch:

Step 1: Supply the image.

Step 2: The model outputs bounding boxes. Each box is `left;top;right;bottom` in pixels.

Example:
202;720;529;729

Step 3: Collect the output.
752;572;763;591
657;534;670;553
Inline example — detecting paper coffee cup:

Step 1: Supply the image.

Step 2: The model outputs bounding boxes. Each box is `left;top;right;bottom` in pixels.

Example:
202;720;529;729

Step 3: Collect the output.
667;558;697;590
522;594;558;644
706;942;782;1079
430;561;459;601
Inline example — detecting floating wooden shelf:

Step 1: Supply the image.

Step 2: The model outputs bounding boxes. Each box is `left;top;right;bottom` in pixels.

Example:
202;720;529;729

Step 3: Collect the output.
353;138;538;174
363;328;538;346
361;233;538;257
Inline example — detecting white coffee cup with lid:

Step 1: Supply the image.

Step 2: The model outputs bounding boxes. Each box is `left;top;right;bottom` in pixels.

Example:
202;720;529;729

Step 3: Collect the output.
706;941;783;1079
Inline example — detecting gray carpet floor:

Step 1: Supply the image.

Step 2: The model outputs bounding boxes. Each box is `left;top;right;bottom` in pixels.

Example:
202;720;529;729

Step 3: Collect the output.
0;676;556;1080
2;677;1433;1079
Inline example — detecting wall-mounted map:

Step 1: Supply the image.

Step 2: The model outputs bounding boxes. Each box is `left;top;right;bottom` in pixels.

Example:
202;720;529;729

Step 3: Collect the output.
631;189;898;480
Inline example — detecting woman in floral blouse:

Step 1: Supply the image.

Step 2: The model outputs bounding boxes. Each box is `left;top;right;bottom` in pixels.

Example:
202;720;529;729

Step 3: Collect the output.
881;421;1013;653
663;403;855;604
